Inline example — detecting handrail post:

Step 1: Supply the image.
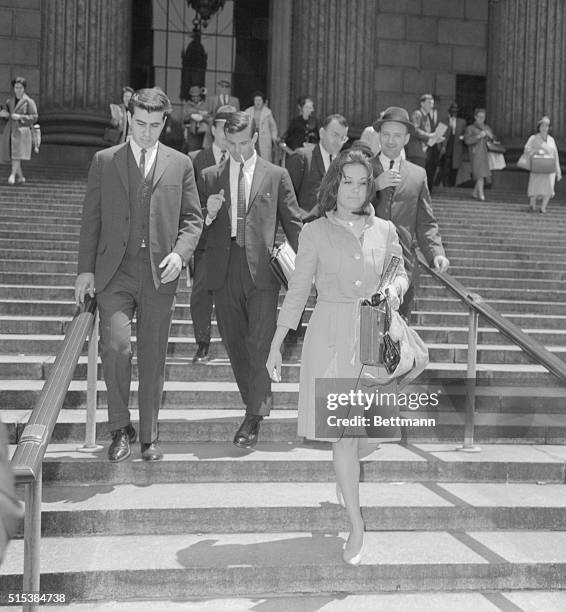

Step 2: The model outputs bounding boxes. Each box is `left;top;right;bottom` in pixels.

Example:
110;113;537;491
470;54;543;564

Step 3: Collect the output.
78;311;103;452
459;305;481;452
22;470;42;612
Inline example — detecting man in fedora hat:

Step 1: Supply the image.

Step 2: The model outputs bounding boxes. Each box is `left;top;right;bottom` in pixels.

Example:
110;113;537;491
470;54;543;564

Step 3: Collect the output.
372;106;449;319
438;102;466;187
210;80;240;114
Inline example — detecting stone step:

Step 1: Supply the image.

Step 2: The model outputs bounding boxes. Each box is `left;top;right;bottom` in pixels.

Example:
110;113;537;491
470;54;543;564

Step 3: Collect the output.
414;311;566;329
448;267;566;280
0;237;78;251
13;592;566;612
3;529;566;597
421;285;566;301
2;331;566;366
12;481;566;537
448;254;566;267
6;438;566;484
0;248;77;261
0;221;81;233
416;297;566;314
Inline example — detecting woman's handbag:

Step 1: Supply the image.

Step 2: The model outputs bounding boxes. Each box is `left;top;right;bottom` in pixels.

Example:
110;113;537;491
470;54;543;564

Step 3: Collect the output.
486;140;506;154
269;241;296;289
386;309;429;386
31;124;41;154
531;149;556;174
517;152;531;170
487;152;506;171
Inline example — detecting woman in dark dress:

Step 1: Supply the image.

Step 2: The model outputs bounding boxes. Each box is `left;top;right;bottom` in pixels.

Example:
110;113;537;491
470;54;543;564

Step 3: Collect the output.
283;96;320;151
463;107;496;201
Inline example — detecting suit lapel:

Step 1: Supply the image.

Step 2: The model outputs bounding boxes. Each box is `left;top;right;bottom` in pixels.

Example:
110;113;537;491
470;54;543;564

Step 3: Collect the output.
247;157;267;214
113;144;130;196
313;145;325;178
151;146;170;191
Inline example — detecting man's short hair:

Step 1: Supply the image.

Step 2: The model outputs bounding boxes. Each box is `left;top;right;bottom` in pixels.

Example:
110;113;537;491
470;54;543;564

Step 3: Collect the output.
321;113;348;130
129;88;173;117
420;93;433;104
224;111;254;135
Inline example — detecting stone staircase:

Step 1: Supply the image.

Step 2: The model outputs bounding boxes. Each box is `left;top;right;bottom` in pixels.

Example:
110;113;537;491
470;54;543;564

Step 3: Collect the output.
1;170;566;610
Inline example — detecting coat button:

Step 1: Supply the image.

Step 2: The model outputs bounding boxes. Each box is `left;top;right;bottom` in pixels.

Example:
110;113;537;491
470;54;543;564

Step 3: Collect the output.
354;253;361;260
354;280;362;287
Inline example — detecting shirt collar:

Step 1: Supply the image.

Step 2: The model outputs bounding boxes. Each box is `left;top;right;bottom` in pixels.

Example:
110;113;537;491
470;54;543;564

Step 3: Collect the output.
379;152;401;169
326;206;375;230
129;138;159;158
230;150;257;170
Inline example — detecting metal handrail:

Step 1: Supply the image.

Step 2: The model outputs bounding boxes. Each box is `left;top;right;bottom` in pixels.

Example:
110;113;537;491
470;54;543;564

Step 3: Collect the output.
417;250;566;451
10;296;98;612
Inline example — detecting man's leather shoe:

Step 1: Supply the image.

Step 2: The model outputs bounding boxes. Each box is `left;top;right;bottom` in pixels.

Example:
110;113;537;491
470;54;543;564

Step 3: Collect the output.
108;424;137;462
192;342;211;363
233;415;263;449
141;441;163;461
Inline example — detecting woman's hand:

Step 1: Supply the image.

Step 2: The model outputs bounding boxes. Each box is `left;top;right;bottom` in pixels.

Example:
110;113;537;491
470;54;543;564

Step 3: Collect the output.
10;113;21;121
266;345;283;382
0;109;9;119
383;284;400;311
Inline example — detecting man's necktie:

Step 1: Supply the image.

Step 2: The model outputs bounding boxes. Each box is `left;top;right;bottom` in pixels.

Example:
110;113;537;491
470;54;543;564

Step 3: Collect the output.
139;148;146;178
385;159;396;219
219;150;227;165
236;163;246;246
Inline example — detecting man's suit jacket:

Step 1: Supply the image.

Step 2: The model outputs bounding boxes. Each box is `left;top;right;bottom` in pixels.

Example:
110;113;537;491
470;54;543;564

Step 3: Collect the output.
371;157;445;279
199;156;303;291
78;142;203;294
209;94;240;114
286;144;326;216
406;108;437;163
442;116;466;169
192;147;218;251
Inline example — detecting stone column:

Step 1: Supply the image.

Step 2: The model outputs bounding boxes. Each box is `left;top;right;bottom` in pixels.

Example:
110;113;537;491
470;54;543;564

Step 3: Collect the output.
289;0;377;136
268;0;292;134
40;0;131;146
487;0;566;146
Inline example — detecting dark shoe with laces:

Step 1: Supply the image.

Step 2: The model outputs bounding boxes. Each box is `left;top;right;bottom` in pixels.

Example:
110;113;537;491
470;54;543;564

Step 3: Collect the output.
108;424;137;462
192;342;211;363
233;414;263;449
141;441;163;461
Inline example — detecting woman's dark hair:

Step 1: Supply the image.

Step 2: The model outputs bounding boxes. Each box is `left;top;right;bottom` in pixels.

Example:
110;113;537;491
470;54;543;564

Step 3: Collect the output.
11;76;27;90
121;86;134;103
252;90;265;103
317;149;375;217
297;96;312;108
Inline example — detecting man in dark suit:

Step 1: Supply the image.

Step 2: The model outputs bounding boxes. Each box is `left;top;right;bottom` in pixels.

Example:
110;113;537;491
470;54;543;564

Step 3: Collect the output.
190;105;236;363
405;94;445;193
209;80;240;114
438;103;466;187
372;106;449;319
286;113;349;221
200;112;302;448
75;88;203;462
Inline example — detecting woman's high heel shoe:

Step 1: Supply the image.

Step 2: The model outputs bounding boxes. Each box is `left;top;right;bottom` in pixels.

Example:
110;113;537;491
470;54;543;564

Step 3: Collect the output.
16;176;26;185
7;174;15;185
336;484;345;508
342;531;364;566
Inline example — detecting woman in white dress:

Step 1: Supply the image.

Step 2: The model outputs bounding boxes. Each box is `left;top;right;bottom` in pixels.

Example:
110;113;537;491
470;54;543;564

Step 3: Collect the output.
245;91;278;162
266;149;408;566
524;116;562;214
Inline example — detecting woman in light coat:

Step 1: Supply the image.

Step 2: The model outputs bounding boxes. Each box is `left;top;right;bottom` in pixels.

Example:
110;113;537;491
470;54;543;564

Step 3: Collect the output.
523;116;562;214
266;149;408;566
463;107;495;201
0;76;38;185
110;86;134;144
245;91;278;162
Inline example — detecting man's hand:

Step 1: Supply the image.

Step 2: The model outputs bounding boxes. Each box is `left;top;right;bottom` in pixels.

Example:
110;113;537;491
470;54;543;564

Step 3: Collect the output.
75;273;95;305
159;252;183;284
433;255;450;273
375;169;401;191
206;188;225;221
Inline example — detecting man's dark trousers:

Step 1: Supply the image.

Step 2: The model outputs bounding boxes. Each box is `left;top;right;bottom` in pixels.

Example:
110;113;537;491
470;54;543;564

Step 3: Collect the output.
190;247;213;344
213;240;278;416
97;248;175;443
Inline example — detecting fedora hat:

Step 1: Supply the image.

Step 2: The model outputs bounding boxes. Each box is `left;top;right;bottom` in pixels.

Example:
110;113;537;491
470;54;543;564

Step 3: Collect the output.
373;106;414;135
